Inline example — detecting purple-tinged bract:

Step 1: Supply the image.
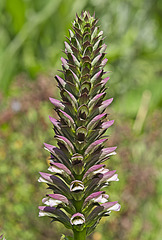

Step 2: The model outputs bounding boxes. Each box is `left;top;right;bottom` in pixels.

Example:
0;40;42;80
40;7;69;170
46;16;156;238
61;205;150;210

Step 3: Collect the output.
38;11;120;239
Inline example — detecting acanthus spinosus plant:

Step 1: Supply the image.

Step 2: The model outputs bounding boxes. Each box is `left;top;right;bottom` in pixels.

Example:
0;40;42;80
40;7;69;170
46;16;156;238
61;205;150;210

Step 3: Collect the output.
38;11;121;240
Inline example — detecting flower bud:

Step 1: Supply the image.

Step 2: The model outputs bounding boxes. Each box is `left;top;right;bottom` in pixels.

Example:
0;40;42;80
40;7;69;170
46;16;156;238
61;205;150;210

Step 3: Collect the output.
71;154;84;175
70;180;84;201
70;213;85;231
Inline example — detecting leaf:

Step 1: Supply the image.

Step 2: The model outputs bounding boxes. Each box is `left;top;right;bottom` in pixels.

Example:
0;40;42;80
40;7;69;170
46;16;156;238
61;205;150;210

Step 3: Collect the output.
49;97;65;109
79;93;89;105
71;54;80;67
39;206;71;229
61;89;78;110
38;173;71;198
87;113;107;130
83;164;105;180
84;138;107;156
90;70;103;84
60;235;73;240
64;41;73;54
80;81;91;94
55;135;75;155
61;57;69;70
77;104;89;120
44;143;71;169
86;205;104;227
85;146;117;170
58;110;75;130
6;0;25;33
83;45;93;57
76;126;88;142
91;27;98;40
90;98;113;120
88;92;106;110
91;54;103;67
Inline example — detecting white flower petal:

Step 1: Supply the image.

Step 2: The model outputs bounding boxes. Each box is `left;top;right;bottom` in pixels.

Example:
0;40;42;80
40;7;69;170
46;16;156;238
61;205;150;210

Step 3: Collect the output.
73;219;85;225
48;166;64;174
42;197;62;207
107;174;119;182
38;211;53;217
38;177;49;183
108;151;116;156
108;203;121;211
93;167;109;175
72;186;84;191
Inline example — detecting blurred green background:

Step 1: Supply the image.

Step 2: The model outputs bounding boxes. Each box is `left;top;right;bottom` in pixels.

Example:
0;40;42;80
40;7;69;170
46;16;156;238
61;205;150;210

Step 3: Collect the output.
0;0;162;239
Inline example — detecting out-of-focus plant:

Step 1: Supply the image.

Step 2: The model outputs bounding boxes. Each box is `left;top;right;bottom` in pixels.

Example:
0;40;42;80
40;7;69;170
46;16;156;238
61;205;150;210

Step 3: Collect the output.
38;11;120;240
1;0;161;101
0;234;6;240
1;1;162;240
0;0;88;93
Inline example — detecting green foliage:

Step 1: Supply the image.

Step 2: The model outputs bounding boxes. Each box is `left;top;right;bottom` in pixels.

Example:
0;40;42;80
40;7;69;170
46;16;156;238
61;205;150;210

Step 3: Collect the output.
60;234;73;240
0;0;162;240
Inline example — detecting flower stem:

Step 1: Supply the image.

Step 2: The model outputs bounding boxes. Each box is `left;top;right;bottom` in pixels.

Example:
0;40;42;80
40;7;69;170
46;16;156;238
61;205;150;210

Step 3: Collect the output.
73;199;84;212
73;228;86;240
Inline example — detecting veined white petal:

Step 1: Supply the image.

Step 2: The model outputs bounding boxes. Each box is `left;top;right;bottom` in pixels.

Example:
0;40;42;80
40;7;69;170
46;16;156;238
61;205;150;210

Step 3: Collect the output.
73;219;85;225
107;174;119;182
39;211;54;217
48;166;64;174
93;195;102;202
93;194;109;203
38;177;49;183
44;147;50;152
94;167;109;175
108;151;116;156
105;210;111;215
100;198;108;203
101;169;110;174
42;197;62;207
72;186;84;191
99;196;108;203
70;181;84;192
70;213;85;225
108;203;121;211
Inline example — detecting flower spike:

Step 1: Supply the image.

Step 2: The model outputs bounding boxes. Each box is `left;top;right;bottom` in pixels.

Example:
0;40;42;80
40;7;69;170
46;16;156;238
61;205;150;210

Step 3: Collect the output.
38;11;120;239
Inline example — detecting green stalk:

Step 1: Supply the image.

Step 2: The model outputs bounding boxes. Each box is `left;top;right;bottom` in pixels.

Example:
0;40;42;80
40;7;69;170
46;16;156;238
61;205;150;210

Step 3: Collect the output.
73;199;86;239
74;199;84;212
73;228;86;240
